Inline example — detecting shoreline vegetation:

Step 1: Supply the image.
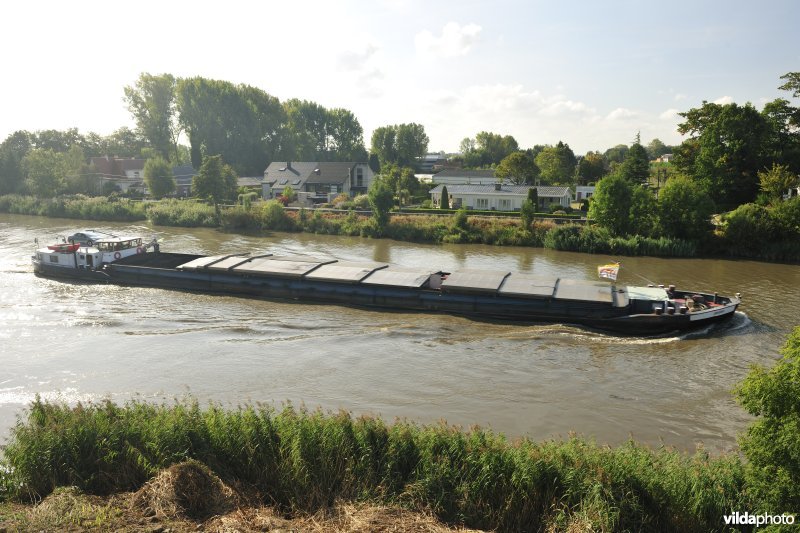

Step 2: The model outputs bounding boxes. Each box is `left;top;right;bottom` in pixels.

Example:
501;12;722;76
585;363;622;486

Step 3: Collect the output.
4;193;800;262
1;327;799;532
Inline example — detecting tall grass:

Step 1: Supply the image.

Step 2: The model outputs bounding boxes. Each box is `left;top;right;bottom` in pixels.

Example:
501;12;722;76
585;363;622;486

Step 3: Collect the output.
0;194;146;221
146;199;218;227
544;225;697;257
0;398;749;531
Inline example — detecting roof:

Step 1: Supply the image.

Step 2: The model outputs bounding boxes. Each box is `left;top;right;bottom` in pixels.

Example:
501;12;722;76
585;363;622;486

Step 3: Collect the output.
429;184;570;197
433;169;496;179
238;176;264;187
263;161;363;186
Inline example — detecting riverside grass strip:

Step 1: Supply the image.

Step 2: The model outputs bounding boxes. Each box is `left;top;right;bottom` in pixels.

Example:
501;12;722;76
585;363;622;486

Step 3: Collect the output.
0;398;748;532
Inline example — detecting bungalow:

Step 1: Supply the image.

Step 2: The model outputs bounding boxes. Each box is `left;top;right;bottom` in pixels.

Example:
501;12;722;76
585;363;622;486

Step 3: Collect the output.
575;185;596;202
430;184;571;211
262;161;374;202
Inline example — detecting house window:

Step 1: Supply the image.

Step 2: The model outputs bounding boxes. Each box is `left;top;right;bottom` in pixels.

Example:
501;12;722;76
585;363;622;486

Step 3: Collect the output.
499;199;511;210
134;171;140;178
356;167;364;187
476;198;489;209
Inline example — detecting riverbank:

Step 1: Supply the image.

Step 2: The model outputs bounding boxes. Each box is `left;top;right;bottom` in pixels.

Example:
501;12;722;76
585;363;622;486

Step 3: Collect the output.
0;398;749;532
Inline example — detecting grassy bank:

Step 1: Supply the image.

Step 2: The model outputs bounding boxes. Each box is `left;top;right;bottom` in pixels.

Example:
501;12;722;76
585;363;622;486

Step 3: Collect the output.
0;398;748;532
5;193;799;261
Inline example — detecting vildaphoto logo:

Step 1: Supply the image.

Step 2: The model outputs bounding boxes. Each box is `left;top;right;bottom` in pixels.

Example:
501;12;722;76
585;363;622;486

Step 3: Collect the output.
723;512;795;527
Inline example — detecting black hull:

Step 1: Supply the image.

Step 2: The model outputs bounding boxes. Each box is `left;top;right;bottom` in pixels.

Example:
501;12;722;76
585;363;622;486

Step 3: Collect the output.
33;253;739;336
32;259;111;282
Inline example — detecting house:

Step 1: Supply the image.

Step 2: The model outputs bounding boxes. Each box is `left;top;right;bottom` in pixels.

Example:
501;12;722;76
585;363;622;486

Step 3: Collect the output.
172;164;197;197
575;185;596;202
655;154;673;163
431;169;498;185
416;153;448;173
430;184;571;211
262;161;374;202
90;156;147;193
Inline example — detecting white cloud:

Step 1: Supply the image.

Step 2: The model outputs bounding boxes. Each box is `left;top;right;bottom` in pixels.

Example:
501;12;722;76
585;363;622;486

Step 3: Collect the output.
713;95;734;105
674;93;687;101
337;43;380;71
606;108;639;121
659;108;681;120
415;22;482;58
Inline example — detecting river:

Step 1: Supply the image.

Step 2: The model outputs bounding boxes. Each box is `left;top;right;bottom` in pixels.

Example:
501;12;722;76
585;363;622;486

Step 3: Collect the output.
2;213;798;452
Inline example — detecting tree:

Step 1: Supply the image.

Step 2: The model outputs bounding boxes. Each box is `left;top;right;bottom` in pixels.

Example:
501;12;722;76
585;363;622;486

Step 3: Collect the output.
657;175;715;240
675;101;772;208
758;163;798;202
461;132;519;168
440;185;450;209
779;71;800;98
124;73;179;161
177;77;286;175
535;141;577;185
736;326;800;513
588;173;633;236
143;157;175;198
370;123;429;169
495;151;539;185
368;177;394;231
0;130;32;194
193;155;237;215
326;108;368;161
618;142;651;186
604;144;629;165
628;185;658;236
646;138;671;159
576;151;607;184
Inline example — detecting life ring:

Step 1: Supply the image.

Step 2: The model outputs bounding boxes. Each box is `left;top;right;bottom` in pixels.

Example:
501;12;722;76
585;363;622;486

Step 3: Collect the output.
136;246;144;254
113;251;121;260
86;239;93;246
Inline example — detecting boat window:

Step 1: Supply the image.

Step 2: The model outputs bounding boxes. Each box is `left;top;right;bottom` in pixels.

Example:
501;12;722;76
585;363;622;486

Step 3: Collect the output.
49;255;59;263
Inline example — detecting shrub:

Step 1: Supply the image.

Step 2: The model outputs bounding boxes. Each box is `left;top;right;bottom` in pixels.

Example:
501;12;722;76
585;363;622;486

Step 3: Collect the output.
260;200;296;232
736;326;800;514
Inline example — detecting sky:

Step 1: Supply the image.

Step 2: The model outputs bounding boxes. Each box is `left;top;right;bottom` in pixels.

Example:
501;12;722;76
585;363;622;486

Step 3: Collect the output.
2;0;798;155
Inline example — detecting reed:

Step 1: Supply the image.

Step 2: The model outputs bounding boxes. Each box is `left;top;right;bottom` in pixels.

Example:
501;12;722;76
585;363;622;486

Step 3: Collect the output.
146;199;218;227
0;397;749;531
0;194;146;221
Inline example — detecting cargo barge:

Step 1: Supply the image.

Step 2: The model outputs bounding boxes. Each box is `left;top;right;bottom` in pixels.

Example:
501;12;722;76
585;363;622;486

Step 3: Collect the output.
32;235;741;335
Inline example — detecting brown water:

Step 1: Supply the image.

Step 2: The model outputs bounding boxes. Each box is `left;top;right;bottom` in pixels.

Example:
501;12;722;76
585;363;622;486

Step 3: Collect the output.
1;213;798;452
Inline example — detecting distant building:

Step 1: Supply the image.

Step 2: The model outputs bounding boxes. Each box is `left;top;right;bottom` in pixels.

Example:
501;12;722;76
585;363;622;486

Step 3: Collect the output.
575;185;596;202
416;153;448;173
262;161;374;202
430;184;571;211
431;169;498;186
89;156;146;193
655;154;673;163
172;164;197;197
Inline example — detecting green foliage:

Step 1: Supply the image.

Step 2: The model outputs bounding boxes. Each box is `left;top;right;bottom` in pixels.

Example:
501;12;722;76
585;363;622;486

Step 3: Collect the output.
618;142;651;186
543;224;696;257
461;132;519;168
736;327;800;514
0;397;748;531
759;163;798;202
577;151;608;183
534;141;577;185
367;178;394;231
588;173;633;236
0;194;146;221
124;73;179;161
177;77;285;174
439;185;449;210
520;199;536;228
629;186;658;237
143;157;175;199
22;146;86;197
370;123;429;168
281;185;296;202
657;175;714;241
282;99;367;162
495;151;539;185
147;199;217;227
193;155;237;212
675;101;775;208
260;200;297;232
718;201;800;261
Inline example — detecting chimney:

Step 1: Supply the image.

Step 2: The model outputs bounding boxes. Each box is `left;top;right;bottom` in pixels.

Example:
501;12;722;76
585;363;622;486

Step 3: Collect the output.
286;161;292;170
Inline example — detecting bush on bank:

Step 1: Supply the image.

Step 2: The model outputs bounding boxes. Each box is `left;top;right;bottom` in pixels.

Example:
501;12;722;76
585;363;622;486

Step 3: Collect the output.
0;398;748;532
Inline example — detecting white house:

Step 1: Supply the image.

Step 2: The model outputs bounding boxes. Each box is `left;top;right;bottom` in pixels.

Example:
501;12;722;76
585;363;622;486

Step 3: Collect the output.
575;185;596;202
430;184;571;211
